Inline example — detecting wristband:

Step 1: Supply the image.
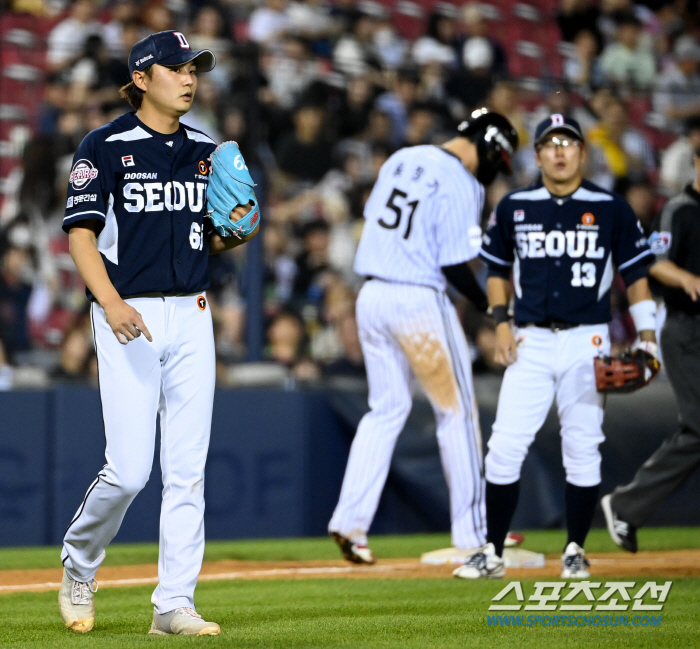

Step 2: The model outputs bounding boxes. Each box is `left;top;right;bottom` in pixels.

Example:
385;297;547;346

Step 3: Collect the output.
490;305;510;326
629;299;656;333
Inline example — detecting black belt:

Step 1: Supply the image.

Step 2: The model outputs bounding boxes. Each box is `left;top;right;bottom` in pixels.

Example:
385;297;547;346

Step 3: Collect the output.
121;291;203;299
523;320;579;331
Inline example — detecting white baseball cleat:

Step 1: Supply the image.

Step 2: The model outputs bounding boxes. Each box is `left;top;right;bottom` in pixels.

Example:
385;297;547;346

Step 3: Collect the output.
148;607;221;636
58;569;97;633
452;543;505;579
331;532;376;564
561;542;591;578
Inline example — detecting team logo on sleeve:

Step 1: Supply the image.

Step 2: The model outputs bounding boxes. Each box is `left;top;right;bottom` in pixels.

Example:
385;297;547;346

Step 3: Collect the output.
69;159;99;190
648;231;671;254
197;296;207;311
582;212;595;225
514;209;525;222
122;155;135;167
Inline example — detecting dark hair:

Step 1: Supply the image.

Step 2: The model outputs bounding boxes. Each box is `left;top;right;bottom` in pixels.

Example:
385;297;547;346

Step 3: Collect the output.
119;66;154;109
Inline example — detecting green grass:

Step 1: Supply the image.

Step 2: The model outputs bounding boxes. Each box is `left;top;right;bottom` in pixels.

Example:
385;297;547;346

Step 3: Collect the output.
1;528;699;570
1;529;699;647
2;578;698;648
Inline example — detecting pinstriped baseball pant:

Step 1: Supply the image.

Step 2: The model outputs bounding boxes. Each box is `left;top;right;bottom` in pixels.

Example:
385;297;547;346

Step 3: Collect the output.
329;279;486;550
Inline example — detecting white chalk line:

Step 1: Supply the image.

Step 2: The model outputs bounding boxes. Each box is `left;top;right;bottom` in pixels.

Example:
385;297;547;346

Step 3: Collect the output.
0;562;421;594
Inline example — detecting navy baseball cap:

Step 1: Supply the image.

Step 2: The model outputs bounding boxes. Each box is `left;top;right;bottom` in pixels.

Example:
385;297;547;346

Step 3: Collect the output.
128;31;215;77
534;114;584;146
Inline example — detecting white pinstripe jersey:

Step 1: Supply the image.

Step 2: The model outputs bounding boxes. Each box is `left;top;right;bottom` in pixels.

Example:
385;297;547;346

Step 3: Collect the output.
354;145;485;291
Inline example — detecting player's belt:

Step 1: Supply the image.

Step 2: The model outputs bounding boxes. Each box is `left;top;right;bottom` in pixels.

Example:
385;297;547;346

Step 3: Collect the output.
527;320;579;332
121;291;203;299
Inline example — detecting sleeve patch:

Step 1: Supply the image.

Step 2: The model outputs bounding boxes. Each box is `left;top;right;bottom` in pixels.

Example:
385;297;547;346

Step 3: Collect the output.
468;225;483;249
69;159;99;190
648;231;671;255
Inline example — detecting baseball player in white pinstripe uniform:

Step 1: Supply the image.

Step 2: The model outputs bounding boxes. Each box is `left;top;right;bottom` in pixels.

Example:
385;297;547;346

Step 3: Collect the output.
329;110;519;563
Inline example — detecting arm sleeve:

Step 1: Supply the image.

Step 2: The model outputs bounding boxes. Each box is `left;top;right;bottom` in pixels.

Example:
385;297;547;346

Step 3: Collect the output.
441;261;488;312
647;200;684;263
436;177;485;266
612;198;653;287
62;133;110;233
478;198;514;270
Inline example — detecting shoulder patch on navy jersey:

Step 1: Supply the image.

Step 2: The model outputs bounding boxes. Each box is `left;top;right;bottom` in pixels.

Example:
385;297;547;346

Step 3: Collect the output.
185;129;216;144
571;187;614;202
105;126;152;142
509;187;550;201
69;159;99;190
648;231;671;255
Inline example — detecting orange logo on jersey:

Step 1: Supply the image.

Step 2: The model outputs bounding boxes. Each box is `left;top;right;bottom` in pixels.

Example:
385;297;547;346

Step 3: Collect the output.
198;161;208;175
592;335;602;347
582;213;595;225
197;296;207;311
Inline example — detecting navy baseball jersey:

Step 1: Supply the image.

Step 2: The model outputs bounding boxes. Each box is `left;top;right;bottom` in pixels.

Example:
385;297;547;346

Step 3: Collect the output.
480;179;652;325
63;111;216;297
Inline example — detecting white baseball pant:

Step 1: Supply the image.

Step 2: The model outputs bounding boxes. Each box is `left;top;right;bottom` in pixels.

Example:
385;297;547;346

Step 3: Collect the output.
61;294;215;614
485;324;610;487
329;279;486;550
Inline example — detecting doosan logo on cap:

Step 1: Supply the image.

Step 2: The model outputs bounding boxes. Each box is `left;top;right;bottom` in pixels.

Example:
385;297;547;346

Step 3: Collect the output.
128;31;216;77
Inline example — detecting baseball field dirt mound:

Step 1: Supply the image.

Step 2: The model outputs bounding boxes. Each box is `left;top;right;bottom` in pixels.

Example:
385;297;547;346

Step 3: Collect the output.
2;550;700;594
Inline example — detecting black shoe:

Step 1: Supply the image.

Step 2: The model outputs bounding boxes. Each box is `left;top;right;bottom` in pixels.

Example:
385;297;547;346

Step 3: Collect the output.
602;494;638;553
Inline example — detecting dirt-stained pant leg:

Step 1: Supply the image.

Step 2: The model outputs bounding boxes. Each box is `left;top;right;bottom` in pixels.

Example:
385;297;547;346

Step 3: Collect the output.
329;280;414;544
329;280;486;550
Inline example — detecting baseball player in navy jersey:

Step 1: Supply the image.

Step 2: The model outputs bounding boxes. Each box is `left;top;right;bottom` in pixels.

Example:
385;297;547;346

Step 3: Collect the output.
328;110;519;564
58;31;258;635
454;115;659;580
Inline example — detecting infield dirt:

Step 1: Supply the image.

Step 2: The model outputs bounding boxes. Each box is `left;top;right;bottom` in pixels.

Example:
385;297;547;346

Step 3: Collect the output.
2;549;700;594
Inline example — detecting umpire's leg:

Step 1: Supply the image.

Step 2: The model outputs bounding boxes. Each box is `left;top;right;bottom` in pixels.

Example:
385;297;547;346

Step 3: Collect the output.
610;313;700;528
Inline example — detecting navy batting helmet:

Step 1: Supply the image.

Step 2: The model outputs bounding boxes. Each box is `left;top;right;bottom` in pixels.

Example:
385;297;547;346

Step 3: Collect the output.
457;109;519;185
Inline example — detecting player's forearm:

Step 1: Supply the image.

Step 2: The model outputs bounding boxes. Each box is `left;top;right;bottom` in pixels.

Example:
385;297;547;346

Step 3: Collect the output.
68;227;122;307
649;259;695;289
486;276;511;307
209;224;260;255
626;277;656;342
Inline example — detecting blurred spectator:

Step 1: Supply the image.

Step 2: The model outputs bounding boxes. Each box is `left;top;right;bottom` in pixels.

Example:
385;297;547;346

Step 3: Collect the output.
106;20;144;89
264;223;297;306
102;0;141;59
266;310;305;366
333;5;382;77
445;36;495;113
412;5;460;68
46;0;104;73
615;177;657;233
50;317;93;384
659;117;700;196
323;311;365;377
653;35;700;133
275;103;332;183
261;36;323;110
563;29;604;89
460;2;507;76
188;5;234;93
141;2;174;33
292;220;331;301
557;0;603;50
249;0;291;45
286;0;338;50
529;81;597;139
66;35;121;109
586;96;656;187
599;11;656;89
376;66;420;147
336;74;375;139
401;101;439;147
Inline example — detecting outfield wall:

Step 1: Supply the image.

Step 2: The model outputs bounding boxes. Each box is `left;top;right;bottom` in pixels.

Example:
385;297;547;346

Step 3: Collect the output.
0;377;696;546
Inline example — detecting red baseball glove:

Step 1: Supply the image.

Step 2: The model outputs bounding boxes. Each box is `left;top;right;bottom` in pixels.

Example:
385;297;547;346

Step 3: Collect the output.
594;342;661;394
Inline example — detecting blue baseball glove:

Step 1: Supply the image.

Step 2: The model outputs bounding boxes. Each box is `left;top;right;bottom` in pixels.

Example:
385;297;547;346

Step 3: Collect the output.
206;141;260;238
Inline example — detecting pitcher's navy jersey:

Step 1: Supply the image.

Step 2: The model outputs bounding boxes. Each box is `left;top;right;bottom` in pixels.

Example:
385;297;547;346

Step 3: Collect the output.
63;111;216;297
479;179;652;325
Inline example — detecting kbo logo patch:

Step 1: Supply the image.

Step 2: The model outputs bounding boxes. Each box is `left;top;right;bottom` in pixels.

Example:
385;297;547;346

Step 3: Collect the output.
69;159;99;190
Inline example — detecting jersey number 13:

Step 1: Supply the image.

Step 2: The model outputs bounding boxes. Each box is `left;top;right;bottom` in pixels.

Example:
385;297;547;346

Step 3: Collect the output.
378;188;420;240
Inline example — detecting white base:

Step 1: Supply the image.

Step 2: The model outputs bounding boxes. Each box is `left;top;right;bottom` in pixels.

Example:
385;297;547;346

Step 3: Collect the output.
420;547;545;568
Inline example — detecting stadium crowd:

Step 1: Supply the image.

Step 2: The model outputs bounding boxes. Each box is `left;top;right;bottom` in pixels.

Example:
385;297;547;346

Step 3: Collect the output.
1;0;700;388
